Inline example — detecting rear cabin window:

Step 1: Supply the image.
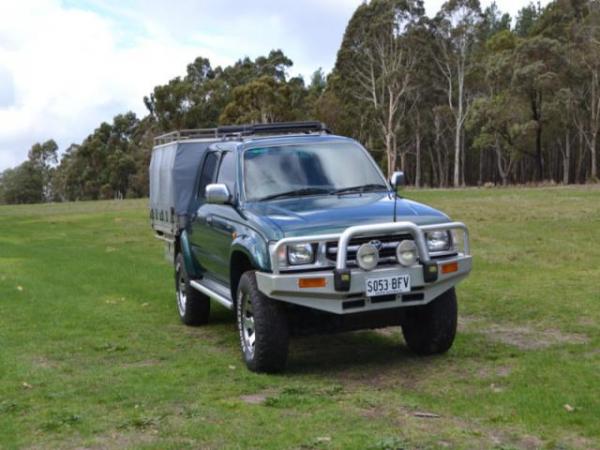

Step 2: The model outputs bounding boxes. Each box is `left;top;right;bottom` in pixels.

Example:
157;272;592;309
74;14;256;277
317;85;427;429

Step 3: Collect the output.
217;151;236;195
197;152;219;199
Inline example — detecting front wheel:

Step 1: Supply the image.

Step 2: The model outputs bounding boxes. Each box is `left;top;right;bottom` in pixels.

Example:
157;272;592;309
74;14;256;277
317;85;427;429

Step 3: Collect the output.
402;288;457;355
175;253;210;326
237;271;289;373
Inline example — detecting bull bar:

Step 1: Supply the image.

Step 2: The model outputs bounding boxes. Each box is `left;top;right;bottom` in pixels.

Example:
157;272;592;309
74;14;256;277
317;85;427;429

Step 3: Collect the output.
256;221;472;315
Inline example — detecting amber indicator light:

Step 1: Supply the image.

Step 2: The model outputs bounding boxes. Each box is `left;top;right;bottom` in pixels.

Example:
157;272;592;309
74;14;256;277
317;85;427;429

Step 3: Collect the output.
441;262;459;274
298;277;327;288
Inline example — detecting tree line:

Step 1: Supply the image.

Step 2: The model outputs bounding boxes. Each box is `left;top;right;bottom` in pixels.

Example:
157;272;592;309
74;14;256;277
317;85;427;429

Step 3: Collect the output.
1;0;599;204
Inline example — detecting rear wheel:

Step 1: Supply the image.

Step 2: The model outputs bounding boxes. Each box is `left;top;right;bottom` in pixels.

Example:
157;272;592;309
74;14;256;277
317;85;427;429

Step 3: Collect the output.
402;288;457;355
237;271;289;373
175;253;210;326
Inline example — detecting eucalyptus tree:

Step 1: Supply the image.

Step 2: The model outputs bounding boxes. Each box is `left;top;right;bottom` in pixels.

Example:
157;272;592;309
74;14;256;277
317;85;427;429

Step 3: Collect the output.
144;51;300;132
481;1;511;38
430;0;483;186
28;139;58;200
512;35;564;180
0;140;58;204
571;1;600;179
467;30;535;185
219;75;308;124
333;0;425;177
515;2;542;37
51;113;142;201
0;162;44;204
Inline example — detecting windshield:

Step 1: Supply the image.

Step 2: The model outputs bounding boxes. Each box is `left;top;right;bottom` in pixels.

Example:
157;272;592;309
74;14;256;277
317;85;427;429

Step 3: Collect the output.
243;142;387;201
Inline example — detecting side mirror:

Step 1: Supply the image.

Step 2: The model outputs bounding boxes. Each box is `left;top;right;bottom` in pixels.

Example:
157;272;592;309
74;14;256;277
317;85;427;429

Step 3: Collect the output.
390;171;405;189
205;183;231;204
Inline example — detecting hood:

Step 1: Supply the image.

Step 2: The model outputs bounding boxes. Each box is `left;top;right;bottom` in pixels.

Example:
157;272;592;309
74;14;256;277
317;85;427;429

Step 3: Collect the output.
243;193;449;240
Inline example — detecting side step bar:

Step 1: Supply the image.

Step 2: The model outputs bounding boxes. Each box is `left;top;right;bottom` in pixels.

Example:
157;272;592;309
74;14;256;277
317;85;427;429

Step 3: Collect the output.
189;280;234;310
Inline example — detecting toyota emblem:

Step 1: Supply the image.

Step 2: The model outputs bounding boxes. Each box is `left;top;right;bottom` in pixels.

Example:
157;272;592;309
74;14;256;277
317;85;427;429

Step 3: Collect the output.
369;240;383;250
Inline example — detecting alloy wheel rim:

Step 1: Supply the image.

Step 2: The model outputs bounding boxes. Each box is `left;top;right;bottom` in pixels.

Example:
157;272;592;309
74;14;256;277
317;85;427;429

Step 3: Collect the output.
240;292;256;357
176;267;187;316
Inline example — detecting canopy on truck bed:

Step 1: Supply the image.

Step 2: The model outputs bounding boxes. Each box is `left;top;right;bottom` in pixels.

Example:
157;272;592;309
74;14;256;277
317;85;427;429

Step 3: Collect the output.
149;139;217;236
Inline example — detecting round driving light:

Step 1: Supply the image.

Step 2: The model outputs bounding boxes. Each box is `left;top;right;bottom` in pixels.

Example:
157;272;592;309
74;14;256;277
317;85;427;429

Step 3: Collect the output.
356;243;379;271
396;240;418;267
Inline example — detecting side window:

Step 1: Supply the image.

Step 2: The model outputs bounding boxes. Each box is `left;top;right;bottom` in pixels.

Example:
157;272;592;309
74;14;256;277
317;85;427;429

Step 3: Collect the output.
217;151;236;195
197;152;219;199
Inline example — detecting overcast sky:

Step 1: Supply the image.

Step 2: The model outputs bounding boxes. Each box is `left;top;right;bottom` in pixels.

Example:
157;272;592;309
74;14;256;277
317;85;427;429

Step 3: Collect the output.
0;0;548;171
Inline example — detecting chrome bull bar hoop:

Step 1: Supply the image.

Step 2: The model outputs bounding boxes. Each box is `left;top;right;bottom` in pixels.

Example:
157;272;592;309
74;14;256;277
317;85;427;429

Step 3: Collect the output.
269;221;470;274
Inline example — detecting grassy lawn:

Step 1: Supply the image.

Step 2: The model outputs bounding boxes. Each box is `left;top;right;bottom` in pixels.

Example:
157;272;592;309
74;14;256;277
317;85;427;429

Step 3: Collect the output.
1;187;599;449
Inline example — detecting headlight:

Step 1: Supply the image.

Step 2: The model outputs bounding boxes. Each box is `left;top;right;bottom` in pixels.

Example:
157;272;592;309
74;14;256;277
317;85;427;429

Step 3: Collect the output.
426;230;452;252
287;243;315;265
356;243;379;271
396;240;418;266
271;244;287;266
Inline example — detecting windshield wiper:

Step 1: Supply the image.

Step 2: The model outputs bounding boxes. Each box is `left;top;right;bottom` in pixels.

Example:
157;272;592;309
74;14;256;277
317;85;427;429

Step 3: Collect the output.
329;184;389;195
258;187;331;202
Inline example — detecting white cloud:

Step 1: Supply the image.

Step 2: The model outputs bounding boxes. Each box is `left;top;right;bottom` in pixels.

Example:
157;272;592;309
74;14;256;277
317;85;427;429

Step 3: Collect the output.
424;0;552;20
0;0;362;170
0;0;550;171
0;0;220;169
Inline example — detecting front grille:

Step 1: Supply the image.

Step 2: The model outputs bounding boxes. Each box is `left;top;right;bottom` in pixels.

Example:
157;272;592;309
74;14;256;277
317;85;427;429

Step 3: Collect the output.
326;233;413;267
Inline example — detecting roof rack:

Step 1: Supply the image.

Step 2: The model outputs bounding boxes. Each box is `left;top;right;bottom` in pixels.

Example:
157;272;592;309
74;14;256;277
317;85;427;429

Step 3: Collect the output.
153;129;220;146
154;121;330;146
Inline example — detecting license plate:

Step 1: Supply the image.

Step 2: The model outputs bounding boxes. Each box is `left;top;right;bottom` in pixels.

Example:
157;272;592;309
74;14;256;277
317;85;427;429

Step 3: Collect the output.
365;274;411;297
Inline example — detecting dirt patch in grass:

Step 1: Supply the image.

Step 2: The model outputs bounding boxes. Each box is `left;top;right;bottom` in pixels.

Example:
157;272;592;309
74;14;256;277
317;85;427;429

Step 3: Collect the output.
460;315;589;350
357;402;552;450
166;323;217;339
477;365;513;379
24;430;159;450
239;389;277;405
378;402;591;450
74;431;158;450
121;359;162;369
479;324;589;350
238;387;281;406
240;393;269;405
30;356;58;369
577;316;598;328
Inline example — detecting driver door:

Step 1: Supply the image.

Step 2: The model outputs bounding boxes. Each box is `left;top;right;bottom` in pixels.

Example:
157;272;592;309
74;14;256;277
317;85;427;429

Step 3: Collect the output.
189;150;236;285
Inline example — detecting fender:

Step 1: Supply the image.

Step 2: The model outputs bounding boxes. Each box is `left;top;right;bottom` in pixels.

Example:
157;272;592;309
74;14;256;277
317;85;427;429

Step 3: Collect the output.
230;229;270;272
178;230;202;278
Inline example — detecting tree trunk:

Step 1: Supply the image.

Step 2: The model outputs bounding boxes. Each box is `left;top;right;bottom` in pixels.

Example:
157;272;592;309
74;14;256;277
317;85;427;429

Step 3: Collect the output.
577;127;585;183
452;46;467;188
590;70;598;180
494;136;508;186
478;148;483;187
461;127;466;186
563;131;570;185
453;112;461;187
532;92;544;181
415;114;421;188
400;152;407;175
591;133;597;180
428;147;438;187
434;112;445;187
385;132;395;178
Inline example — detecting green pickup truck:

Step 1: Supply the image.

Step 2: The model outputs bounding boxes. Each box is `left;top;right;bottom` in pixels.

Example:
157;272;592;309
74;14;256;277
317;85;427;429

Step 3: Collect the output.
150;121;472;373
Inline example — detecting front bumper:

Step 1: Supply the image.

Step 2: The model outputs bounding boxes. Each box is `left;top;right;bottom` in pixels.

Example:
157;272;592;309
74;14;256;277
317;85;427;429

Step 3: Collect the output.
256;254;472;314
256;220;472;315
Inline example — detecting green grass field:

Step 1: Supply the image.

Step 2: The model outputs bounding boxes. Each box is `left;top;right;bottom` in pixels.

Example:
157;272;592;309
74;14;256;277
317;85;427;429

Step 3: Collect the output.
1;187;599;450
